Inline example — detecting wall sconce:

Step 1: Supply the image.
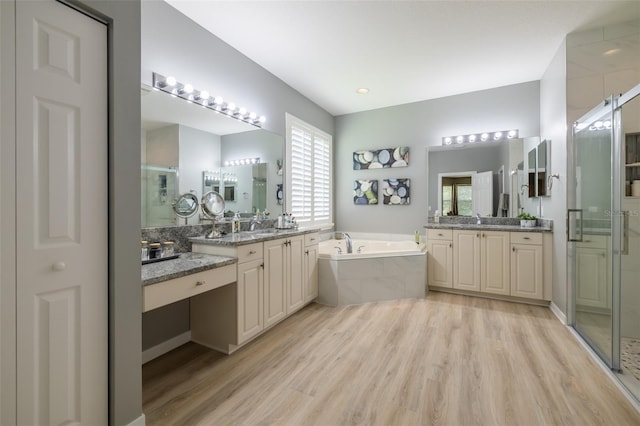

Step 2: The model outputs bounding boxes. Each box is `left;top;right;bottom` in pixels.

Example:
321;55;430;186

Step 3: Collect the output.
152;72;267;127
442;129;518;146
224;157;260;167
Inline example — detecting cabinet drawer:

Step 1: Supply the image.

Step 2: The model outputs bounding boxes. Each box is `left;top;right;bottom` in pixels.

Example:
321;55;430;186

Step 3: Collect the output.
237;242;264;263
428;229;453;241
143;264;237;312
510;232;542;245
305;233;319;246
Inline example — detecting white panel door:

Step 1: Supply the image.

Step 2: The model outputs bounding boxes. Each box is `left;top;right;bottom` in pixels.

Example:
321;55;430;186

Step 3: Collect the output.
264;239;287;327
15;1;107;424
473;171;493;217
287;236;305;314
453;230;481;291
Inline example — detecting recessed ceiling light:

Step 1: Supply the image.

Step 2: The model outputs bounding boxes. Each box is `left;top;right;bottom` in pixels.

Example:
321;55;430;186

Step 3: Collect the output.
356;88;369;94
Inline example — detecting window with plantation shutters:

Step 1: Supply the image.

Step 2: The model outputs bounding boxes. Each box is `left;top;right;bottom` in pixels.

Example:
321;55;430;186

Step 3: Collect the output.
286;114;333;228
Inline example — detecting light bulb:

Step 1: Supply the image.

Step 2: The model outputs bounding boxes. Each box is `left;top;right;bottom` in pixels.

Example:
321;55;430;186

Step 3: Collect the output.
444;137;452;145
249;112;257;120
199;90;209;100
594;121;603;129
481;133;489;141
456;136;464;144
183;83;193;94
165;76;177;86
213;96;224;105
238;107;247;116
224;161;230;166
259;116;266;123
227;102;236;112
494;131;502;140
507;130;517;138
469;135;477;143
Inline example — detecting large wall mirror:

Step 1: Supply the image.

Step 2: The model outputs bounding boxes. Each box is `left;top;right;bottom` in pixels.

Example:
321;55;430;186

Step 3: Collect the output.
141;85;284;228
427;136;542;218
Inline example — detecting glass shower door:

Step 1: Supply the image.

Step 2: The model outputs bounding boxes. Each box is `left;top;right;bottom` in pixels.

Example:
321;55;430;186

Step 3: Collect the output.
570;100;617;368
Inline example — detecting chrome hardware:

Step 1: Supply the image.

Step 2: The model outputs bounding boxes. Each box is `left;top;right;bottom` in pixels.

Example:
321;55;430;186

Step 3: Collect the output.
568;209;583;242
476;212;481;225
195;280;205;286
334;246;342;254
357;246;365;253
622;210;629;255
342;232;353;253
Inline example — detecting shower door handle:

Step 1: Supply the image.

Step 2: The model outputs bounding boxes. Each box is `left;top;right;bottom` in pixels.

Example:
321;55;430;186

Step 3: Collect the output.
567;209;583;242
622;210;629;255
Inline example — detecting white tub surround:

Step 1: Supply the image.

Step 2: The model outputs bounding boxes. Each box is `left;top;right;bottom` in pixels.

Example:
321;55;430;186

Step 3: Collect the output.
318;235;427;306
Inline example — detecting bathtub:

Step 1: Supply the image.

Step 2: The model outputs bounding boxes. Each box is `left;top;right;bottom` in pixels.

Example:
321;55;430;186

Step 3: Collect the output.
317;235;427;306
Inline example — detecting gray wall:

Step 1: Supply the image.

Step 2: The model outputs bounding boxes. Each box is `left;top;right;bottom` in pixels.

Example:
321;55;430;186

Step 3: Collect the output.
141;1;334;138
335;81;541;234
69;0;143;424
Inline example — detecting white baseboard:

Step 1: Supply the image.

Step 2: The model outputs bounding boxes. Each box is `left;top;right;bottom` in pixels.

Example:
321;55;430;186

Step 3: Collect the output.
142;331;191;364
126;413;145;426
549;301;566;324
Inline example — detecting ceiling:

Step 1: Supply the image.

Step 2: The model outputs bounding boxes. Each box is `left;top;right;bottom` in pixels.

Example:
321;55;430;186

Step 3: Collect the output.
166;0;640;116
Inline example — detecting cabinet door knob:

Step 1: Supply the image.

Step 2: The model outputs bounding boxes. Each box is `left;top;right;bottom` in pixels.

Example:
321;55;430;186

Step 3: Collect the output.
438;233;443;236
305;250;309;255
52;261;66;271
449;243;452;248
512;247;516;252
260;264;264;269
248;250;256;255
195;280;206;286
523;236;530;240
476;233;480;238
310;238;316;242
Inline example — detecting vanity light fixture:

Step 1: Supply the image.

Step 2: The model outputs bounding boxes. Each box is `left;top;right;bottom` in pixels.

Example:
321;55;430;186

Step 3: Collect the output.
224;157;260;167
441;129;519;146
152;72;266;127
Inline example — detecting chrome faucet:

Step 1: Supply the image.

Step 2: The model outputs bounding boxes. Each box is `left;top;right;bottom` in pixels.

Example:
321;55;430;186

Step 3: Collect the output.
476;213;481;225
342;232;353;254
249;215;262;231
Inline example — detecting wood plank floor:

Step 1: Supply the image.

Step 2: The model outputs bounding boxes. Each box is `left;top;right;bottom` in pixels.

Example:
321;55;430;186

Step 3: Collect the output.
142;292;640;425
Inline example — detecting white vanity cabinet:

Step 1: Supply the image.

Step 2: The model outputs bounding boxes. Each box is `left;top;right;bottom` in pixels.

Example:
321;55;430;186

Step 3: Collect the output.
575;235;610;309
190;243;265;351
191;232;318;354
304;233;320;302
427;227;552;303
510;232;543;300
426;229;453;288
452;230;510;295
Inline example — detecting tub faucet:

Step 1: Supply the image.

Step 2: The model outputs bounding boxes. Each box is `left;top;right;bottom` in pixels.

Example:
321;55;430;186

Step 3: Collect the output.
476;212;481;225
342;232;353;254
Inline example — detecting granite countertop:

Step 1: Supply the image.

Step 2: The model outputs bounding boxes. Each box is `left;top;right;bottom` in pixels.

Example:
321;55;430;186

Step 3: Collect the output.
142;252;237;286
424;223;553;233
190;227;320;247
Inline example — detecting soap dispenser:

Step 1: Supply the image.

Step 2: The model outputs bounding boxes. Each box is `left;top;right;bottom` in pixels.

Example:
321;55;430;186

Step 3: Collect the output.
232;212;240;233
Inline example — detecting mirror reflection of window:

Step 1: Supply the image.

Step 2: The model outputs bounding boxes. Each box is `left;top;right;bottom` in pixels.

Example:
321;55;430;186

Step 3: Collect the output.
442;176;472;216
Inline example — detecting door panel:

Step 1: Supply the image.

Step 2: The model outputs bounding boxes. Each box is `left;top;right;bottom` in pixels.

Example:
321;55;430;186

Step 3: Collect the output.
453;231;480;291
570;102;614;367
15;1;107;424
